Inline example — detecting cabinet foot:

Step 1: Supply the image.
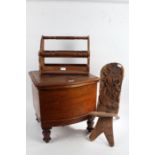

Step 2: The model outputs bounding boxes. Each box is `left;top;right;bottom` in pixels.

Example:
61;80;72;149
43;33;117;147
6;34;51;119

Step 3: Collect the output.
87;117;94;132
42;129;51;143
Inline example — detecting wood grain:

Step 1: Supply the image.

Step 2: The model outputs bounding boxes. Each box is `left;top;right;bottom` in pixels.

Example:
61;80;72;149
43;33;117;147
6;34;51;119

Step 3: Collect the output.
39;36;90;75
89;63;124;146
29;71;99;142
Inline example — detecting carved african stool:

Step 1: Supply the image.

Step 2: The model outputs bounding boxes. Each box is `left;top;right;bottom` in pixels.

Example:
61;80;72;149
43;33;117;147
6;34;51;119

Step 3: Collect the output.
89;63;124;146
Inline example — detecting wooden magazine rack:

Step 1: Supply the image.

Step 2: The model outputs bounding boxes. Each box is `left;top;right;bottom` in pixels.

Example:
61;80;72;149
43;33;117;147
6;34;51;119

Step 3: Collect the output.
39;36;90;75
29;35;100;143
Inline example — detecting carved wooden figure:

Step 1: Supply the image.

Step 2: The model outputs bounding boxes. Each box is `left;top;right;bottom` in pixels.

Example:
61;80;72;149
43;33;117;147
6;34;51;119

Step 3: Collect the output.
89;63;124;146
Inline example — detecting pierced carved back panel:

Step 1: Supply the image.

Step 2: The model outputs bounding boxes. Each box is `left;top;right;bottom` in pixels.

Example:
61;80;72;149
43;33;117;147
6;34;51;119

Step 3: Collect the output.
97;63;124;114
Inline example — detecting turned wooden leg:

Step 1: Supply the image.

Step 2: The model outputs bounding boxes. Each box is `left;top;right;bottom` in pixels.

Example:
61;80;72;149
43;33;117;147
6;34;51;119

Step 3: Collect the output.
42;129;51;143
89;117;114;147
87;116;94;132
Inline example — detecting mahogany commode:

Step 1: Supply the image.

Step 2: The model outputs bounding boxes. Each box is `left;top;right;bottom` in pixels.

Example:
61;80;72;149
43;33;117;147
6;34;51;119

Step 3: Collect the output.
29;36;99;142
29;71;99;142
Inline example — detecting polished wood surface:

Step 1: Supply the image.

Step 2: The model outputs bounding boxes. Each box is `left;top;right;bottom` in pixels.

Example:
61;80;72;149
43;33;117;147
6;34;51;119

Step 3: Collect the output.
29;71;99;89
29;71;99;142
39;36;90;75
41;36;89;40
89;63;124;146
39;50;89;57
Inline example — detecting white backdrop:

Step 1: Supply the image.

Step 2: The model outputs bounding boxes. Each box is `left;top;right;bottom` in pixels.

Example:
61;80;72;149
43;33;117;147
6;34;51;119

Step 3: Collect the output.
26;1;128;155
26;1;128;101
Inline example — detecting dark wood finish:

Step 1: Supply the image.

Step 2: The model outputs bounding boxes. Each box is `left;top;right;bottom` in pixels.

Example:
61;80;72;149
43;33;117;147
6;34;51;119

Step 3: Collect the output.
42;36;89;40
87;116;94;132
39;50;89;57
89;63;124;146
42;129;51;143
39;36;90;75
30;71;99;89
29;71;99;142
41;64;88;75
97;63;124;114
90;117;114;146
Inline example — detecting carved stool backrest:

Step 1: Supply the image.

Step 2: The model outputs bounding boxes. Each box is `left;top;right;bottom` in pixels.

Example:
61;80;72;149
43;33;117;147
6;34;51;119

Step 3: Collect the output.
97;63;124;114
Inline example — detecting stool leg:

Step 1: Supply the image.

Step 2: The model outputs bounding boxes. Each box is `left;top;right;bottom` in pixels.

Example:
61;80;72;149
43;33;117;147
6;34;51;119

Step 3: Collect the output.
42;128;51;143
87;116;94;132
89;117;114;146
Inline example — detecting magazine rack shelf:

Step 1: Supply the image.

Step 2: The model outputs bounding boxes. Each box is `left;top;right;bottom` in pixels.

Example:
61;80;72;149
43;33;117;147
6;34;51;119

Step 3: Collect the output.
39;36;90;75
